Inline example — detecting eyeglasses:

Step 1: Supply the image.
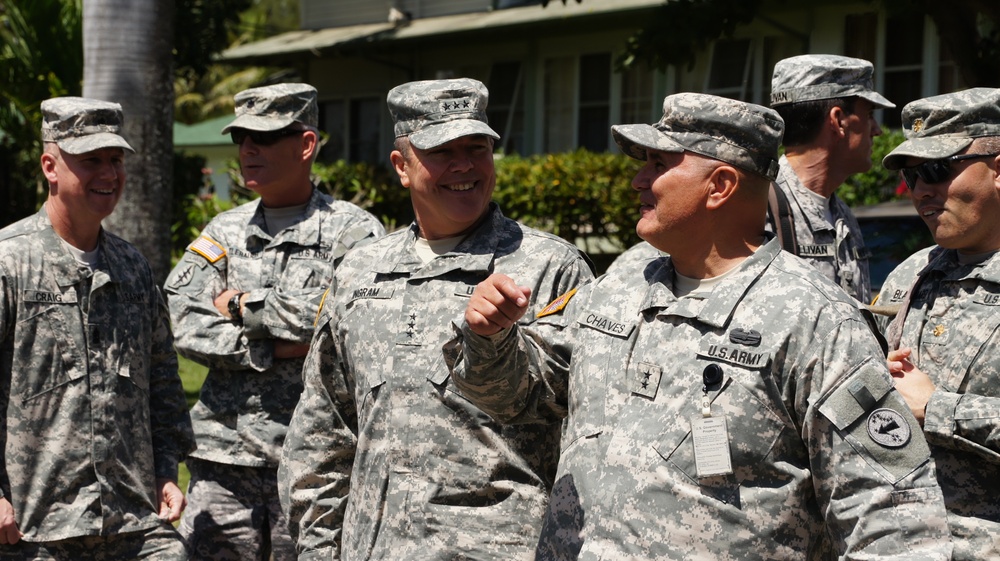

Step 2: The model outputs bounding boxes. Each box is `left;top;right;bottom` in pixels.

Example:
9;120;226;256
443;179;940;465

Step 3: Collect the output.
230;127;304;146
900;153;999;190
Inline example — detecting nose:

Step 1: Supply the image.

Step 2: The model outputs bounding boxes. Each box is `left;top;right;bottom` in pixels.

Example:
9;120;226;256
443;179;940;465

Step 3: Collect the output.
871;118;883;137
449;152;474;172
632;162;654;191
239;136;260;155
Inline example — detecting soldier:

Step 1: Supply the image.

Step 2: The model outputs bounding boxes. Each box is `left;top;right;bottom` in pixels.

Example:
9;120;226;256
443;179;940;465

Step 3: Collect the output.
164;83;384;561
278;78;595;560
452;92;952;559
0;98;194;559
768;54;895;303
874;87;1000;561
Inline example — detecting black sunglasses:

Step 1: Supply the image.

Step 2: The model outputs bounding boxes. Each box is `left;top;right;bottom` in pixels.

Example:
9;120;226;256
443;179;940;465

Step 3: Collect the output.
230;127;304;146
901;152;999;190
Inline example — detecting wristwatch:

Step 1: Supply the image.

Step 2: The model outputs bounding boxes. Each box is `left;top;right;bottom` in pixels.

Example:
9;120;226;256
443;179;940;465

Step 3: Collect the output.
228;292;245;323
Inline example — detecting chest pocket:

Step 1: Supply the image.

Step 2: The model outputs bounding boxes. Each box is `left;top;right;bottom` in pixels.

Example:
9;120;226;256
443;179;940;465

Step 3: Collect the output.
283;246;334;289
16;289;86;401
655;361;788;506
920;290;1000;392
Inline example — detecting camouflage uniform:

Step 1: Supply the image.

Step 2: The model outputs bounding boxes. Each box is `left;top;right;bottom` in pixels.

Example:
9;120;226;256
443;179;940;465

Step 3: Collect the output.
767;54;896;303
281;204;593;560
452;92;951;560
767;155;872;302
279;78;595;561
875;88;1000;561
164;83;385;560
604;241;663;275
0;97;193;558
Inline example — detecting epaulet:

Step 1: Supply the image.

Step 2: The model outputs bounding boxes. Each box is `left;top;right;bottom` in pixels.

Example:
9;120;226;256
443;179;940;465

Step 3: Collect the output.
187;235;226;263
537;287;578;318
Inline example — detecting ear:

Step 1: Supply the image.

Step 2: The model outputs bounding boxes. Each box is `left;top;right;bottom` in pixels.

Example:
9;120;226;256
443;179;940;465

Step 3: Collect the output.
40;151;59;186
828;106;848;138
991;153;1000;190
390;149;411;189
705;165;739;210
301;130;319;163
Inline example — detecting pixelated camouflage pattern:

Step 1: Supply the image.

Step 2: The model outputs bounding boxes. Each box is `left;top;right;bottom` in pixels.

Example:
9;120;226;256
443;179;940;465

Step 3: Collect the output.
40;96;134;155
452;238;952;560
164;188;384;469
883;87;1000;170
766;155;872;302
387;78;500;150
877;246;1000;561
280;204;595;560
612;93;783;180
221;83;319;134
0;208;194;542
770;54;894;109
604;241;664;275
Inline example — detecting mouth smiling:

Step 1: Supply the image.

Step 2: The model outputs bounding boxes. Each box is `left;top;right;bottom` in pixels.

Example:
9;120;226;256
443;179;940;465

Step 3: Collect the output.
444;182;475;192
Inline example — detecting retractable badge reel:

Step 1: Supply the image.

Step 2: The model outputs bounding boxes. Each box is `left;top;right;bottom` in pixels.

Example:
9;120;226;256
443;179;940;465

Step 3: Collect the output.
690;363;733;477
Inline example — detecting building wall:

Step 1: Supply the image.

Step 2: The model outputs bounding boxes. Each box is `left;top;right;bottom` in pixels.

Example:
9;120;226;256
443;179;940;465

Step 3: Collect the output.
301;0;494;30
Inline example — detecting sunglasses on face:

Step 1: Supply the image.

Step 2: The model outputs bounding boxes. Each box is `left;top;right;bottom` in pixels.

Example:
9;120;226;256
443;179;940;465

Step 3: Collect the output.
900;152;999;190
230;127;304;146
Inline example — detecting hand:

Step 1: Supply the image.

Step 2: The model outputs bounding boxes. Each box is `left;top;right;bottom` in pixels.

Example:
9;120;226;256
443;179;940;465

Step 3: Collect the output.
156;478;187;522
0;497;22;545
887;347;935;426
214;289;244;319
274;341;310;359
465;274;532;337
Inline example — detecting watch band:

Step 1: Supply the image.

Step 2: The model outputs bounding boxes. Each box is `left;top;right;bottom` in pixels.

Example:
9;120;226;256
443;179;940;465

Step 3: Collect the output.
228;292;245;322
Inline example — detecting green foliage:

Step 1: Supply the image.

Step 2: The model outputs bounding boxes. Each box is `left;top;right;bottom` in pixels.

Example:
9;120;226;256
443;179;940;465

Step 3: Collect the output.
492;150;643;250
310;159;413;232
617;0;763;71
840;129;907;207
0;0;83;226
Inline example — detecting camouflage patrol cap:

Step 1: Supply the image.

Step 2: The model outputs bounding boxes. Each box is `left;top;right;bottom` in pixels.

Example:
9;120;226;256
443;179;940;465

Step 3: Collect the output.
883;88;1000;170
221;83;318;134
40;97;134;155
387;78;500;150
770;54;894;109
612;92;784;180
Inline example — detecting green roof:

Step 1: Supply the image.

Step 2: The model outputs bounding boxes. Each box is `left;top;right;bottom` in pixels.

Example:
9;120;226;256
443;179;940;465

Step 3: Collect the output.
174;115;234;147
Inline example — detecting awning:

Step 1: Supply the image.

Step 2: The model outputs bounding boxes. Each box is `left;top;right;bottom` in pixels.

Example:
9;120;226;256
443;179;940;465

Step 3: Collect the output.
219;0;663;65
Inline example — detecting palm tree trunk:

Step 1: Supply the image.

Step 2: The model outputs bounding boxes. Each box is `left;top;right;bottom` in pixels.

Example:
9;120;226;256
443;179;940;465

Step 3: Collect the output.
83;0;176;283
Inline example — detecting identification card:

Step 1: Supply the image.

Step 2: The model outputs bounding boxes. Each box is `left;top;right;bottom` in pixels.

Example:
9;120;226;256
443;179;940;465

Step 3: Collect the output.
690;414;734;477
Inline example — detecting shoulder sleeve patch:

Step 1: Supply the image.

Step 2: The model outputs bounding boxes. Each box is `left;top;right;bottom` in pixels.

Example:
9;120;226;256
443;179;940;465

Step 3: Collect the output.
537;287;577;318
187;235;226;263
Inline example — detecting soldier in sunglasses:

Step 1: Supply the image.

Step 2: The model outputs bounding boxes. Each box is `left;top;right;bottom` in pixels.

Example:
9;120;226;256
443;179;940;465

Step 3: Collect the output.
164;83;385;561
875;87;1000;561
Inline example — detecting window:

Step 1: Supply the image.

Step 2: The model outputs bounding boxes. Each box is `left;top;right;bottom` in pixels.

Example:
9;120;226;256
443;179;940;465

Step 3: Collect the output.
705;36;797;105
486;61;526;155
881;12;924;128
620;63;655;125
543;53;613;153
318;97;381;164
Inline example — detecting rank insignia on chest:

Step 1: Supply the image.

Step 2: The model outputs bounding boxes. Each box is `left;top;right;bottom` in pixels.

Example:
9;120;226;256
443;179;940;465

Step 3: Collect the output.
932;324;945;337
630;362;662;399
537;287;577;318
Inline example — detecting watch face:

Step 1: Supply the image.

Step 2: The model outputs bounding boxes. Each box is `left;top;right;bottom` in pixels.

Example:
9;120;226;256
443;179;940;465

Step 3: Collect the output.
229;294;242;319
866;408;911;448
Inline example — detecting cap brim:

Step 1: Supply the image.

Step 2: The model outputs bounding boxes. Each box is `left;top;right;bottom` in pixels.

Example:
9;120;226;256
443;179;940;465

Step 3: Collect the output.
407;120;500;150
858;90;895;109
882;136;973;170
611;124;684;160
57;133;135;155
221;115;297;134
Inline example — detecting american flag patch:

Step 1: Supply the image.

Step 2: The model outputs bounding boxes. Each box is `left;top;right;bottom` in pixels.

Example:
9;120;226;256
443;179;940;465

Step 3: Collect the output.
537;287;578;318
188;235;226;263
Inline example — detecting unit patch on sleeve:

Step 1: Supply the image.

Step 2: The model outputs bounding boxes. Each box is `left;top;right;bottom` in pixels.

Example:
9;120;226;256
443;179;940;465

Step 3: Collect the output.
188;235;226;263
537;287;577;318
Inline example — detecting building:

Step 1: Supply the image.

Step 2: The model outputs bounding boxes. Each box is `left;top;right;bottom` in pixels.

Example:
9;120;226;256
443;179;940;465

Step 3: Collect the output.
216;0;965;166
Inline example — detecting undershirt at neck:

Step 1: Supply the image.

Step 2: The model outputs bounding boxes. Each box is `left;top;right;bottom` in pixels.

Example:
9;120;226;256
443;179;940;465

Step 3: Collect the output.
673;264;740;298
414;235;465;264
62;239;101;269
262;203;308;236
958;249;998;266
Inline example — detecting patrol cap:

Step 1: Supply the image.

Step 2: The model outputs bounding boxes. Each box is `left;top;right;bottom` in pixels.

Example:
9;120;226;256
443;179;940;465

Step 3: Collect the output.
40;97;134;155
221;83;318;134
387;78;500;150
770;54;894;109
612;92;784;181
883;88;1000;170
